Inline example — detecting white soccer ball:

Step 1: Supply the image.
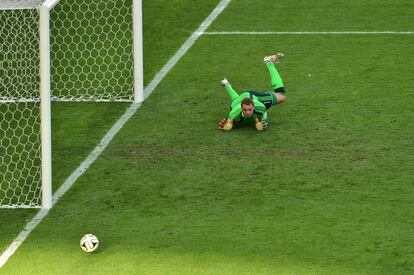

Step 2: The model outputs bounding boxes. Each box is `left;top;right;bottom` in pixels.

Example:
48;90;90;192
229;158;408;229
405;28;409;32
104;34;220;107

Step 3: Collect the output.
80;234;99;253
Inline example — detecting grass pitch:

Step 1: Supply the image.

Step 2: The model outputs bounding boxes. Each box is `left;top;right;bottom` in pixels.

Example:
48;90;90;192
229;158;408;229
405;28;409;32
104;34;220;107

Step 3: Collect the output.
1;0;413;274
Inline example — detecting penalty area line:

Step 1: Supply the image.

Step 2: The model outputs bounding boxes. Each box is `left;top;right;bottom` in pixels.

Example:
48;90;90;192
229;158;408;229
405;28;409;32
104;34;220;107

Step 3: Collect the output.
200;31;414;35
0;0;232;269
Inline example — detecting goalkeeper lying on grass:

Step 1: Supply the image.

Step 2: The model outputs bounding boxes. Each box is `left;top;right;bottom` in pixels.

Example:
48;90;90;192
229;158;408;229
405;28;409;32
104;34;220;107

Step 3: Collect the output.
219;53;286;131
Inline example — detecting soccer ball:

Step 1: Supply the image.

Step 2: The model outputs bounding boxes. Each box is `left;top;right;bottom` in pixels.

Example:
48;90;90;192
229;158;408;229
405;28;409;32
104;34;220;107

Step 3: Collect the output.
80;234;99;253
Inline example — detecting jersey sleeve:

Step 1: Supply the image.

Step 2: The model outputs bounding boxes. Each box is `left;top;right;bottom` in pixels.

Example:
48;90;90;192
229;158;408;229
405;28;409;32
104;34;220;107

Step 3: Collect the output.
254;106;268;124
262;111;268;124
228;107;242;125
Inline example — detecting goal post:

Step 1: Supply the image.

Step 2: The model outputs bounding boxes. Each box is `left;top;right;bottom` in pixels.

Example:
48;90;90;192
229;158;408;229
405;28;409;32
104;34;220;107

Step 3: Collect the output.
0;0;144;208
0;0;55;209
39;4;53;209
132;0;144;103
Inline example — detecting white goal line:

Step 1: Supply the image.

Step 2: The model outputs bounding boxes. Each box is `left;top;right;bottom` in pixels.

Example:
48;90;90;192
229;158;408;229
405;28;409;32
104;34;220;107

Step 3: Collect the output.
200;31;414;35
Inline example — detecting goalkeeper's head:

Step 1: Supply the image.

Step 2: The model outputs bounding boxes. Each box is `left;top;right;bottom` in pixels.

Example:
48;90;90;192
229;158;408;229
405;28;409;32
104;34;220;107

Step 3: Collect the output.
241;98;255;118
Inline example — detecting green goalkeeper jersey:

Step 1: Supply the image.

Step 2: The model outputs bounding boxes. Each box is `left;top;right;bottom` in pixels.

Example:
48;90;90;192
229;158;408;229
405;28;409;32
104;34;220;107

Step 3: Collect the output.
228;92;268;126
222;61;285;129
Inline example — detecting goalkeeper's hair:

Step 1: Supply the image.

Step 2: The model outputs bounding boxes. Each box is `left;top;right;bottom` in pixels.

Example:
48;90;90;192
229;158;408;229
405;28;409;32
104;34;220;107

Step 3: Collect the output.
241;97;254;106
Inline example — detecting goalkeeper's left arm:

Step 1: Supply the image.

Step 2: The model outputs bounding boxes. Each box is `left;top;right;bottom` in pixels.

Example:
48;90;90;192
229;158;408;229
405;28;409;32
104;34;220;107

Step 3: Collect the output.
255;111;268;131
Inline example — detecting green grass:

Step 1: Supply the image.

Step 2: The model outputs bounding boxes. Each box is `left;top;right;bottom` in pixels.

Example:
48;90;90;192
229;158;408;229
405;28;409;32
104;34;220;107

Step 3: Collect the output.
210;0;414;31
1;0;413;274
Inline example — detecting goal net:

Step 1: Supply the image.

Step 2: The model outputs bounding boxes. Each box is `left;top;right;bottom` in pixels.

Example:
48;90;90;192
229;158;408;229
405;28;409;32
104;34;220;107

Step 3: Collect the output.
50;0;136;102
0;4;42;208
1;1;44;10
1;0;143;208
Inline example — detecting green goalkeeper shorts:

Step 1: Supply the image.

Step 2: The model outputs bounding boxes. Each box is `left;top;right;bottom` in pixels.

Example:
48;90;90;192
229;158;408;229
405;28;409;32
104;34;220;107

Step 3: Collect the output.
247;91;278;109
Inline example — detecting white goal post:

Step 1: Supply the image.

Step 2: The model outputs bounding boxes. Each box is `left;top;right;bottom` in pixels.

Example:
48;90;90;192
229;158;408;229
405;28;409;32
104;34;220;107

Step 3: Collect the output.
39;2;53;209
0;0;144;208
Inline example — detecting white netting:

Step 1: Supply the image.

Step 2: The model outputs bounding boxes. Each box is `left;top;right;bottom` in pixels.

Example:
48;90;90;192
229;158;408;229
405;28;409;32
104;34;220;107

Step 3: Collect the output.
0;0;43;10
1;0;137;207
1;0;136;103
50;0;135;102
0;8;42;207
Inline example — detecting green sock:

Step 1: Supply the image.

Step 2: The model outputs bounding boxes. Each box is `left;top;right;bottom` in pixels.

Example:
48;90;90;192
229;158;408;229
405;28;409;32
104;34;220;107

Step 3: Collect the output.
225;84;239;100
266;62;284;90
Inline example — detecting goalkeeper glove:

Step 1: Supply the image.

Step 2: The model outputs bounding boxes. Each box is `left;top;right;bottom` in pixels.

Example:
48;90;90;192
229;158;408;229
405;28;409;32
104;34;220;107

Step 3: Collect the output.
255;118;267;131
219;118;233;131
